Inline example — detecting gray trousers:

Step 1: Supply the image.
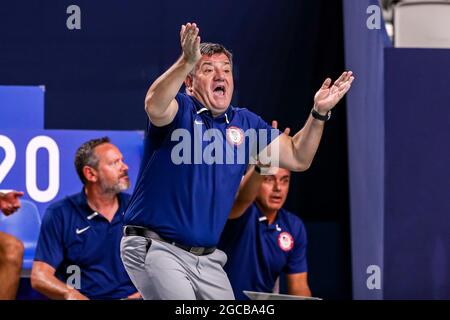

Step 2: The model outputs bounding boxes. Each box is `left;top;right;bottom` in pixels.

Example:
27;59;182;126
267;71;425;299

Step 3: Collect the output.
120;235;235;300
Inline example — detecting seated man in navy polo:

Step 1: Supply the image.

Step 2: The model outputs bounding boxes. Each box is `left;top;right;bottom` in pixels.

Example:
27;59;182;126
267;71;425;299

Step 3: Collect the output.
219;124;311;299
0;190;24;300
31;137;138;300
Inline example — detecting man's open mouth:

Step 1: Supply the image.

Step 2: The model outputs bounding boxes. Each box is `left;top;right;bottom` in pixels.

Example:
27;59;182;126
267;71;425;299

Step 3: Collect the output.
270;195;282;202
213;85;226;96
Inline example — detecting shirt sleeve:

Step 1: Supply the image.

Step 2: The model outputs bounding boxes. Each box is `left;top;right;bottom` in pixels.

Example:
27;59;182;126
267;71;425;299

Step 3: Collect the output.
283;222;308;274
217;205;254;250
34;206;65;269
146;92;187;148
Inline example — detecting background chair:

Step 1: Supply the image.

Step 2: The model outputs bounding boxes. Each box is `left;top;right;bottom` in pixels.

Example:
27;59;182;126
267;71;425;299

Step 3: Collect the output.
0;200;41;272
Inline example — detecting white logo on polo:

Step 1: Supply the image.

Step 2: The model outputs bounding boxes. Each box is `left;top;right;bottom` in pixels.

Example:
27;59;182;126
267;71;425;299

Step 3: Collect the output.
76;226;90;234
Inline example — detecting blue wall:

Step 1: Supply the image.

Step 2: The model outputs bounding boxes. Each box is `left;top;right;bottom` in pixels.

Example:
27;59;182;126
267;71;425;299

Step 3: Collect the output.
344;0;450;299
384;48;450;299
0;86;44;129
343;0;391;300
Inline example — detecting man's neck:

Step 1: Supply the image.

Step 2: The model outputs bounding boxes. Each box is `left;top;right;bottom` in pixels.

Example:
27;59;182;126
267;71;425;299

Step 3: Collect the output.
256;202;278;225
84;186;119;223
189;92;226;117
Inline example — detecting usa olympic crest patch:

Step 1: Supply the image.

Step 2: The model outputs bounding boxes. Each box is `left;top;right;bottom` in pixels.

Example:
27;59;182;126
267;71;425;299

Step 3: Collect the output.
226;126;244;146
278;231;294;251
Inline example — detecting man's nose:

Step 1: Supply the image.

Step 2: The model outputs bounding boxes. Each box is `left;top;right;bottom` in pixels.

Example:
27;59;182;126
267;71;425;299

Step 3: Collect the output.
273;181;281;191
214;69;225;80
122;162;129;172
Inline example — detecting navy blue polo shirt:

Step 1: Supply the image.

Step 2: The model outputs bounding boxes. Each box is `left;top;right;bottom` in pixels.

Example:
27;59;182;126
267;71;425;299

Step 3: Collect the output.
124;93;279;247
34;191;136;300
218;203;308;300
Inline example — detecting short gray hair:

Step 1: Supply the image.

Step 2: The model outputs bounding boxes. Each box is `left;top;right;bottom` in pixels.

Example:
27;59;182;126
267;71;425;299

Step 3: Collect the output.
74;137;111;185
189;43;233;76
199;42;232;64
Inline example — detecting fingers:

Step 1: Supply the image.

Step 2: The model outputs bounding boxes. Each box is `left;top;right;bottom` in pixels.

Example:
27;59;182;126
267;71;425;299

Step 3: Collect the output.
11;191;24;198
331;71;355;95
348;74;355;84
325;70;355;89
335;71;354;86
180;23;188;44
321;78;332;89
5;191;23;202
338;75;355;95
190;23;199;41
338;83;352;98
180;22;201;62
331;72;346;94
2;204;18;216
181;23;199;48
181;23;195;42
180;24;186;41
195;35;201;48
271;120;290;136
333;72;345;87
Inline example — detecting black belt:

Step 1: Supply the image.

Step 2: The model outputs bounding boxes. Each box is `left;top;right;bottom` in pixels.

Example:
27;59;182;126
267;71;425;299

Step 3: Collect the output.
123;225;216;256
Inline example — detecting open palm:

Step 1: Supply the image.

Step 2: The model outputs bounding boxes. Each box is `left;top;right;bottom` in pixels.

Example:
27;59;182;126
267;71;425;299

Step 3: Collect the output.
314;71;354;113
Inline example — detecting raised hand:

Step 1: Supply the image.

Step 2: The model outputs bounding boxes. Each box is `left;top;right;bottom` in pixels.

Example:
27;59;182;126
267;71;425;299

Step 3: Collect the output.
0;190;24;216
180;22;201;65
314;71;355;114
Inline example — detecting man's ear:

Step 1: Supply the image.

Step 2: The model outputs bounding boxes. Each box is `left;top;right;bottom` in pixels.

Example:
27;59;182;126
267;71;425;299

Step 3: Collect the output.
185;74;194;94
82;166;98;183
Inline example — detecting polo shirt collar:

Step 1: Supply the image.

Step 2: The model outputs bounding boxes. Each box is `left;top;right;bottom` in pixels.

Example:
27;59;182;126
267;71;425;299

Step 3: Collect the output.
72;188;95;216
255;204;283;231
74;188;124;224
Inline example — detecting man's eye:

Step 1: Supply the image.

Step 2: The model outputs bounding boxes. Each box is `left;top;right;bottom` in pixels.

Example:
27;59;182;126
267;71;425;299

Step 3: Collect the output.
204;69;212;73
224;69;231;73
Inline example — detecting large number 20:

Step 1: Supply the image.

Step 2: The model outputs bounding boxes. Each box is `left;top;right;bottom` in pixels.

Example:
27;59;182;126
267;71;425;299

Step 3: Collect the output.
0;135;60;202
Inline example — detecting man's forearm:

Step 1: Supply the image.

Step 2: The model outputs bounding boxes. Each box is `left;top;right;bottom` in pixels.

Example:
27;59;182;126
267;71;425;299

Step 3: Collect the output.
31;269;87;300
286;273;312;297
236;166;263;204
229;166;263;219
145;55;195;118
289;115;325;171
288;285;312;297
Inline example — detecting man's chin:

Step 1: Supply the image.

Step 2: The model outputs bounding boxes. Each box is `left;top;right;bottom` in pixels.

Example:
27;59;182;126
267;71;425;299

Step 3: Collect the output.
210;104;229;115
268;204;282;211
116;181;130;192
120;184;130;191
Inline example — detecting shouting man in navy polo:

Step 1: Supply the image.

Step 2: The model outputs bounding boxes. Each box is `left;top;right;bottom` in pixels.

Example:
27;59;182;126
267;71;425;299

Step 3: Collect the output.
121;22;354;300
